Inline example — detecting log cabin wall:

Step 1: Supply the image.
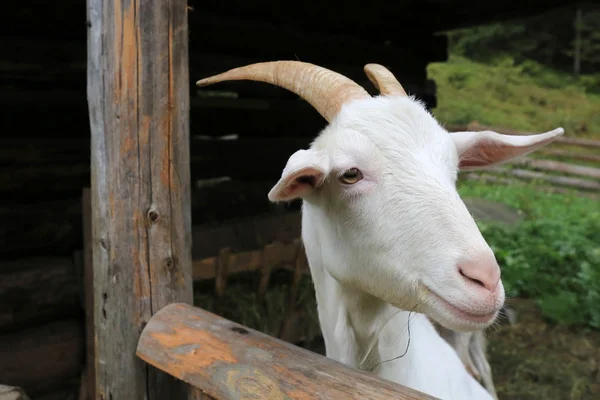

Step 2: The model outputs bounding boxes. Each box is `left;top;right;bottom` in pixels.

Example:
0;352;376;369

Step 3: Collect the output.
0;0;577;398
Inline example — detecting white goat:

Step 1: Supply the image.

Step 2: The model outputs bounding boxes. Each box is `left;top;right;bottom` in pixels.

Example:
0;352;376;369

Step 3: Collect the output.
197;61;563;399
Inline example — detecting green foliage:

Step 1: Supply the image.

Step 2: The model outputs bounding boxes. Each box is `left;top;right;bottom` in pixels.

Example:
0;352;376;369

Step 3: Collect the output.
428;55;600;137
563;10;600;68
447;5;600;77
458;181;600;329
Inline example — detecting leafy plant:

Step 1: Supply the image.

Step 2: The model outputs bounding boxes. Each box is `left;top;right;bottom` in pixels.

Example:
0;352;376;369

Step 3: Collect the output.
459;181;600;329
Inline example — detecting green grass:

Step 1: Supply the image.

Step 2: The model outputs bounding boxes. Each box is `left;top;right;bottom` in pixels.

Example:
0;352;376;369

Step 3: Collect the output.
458;180;600;329
428;55;600;137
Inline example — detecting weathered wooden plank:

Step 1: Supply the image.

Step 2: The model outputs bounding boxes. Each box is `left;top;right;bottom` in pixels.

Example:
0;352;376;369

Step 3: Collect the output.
81;188;95;400
0;164;89;202
526;159;600;179
463;173;600;199
0;385;31;400
0;138;89;165
510;169;600;191
257;243;284;301
0;136;310;166
540;149;600;164
191;211;301;259
87;0;193;399
463;159;600;191
0;319;83;397
0;188;299;260
191;388;217;400
136;303;437;400
279;241;309;340
0;258;80;332
192;241;308;282
36;386;81;400
214;248;231;314
555;137;600;148
0;137;309;197
0;199;82;258
3;93;325;139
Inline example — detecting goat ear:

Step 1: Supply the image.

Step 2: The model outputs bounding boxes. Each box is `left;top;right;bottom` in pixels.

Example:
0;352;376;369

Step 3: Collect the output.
268;149;330;202
450;128;564;170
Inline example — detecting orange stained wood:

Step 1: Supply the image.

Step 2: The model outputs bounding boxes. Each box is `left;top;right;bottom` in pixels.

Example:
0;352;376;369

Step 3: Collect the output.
136;303;438;400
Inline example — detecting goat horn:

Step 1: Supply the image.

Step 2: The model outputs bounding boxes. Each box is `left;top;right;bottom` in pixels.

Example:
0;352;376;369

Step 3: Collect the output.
196;61;370;122
364;64;407;96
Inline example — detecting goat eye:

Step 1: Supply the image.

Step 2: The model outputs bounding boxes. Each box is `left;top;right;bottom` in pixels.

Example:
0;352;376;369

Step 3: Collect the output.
339;168;363;184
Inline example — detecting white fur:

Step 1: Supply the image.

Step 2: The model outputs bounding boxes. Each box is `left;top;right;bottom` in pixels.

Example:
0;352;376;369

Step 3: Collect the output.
269;95;563;399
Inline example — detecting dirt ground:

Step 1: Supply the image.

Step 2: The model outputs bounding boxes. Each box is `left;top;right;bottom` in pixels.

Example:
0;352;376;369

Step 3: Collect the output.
486;298;600;400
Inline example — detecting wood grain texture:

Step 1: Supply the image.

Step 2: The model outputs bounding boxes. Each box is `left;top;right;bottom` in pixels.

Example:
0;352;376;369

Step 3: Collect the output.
0;258;79;332
0;319;83;396
87;0;193;399
136;303;437;400
82;188;95;400
540;149;600;164
190;388;217;400
192;241;307;282
0;385;31;400
192;211;301;259
510;169;600;191
278;241;307;340
526;159;600;179
0;200;82;258
0;197;299;262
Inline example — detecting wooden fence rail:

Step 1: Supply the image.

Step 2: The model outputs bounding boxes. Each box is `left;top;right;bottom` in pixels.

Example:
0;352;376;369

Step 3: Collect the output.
136;303;437;400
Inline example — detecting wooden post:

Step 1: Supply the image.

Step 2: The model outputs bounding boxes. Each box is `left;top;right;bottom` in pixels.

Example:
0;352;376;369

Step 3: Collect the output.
82;188;95;400
86;0;193;399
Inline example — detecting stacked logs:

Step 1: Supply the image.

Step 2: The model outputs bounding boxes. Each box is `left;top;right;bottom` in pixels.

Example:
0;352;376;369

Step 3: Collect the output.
0;258;83;398
0;182;304;399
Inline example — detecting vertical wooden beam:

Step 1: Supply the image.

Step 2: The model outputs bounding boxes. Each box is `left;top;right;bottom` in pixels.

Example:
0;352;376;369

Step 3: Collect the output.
86;0;193;399
82;188;95;400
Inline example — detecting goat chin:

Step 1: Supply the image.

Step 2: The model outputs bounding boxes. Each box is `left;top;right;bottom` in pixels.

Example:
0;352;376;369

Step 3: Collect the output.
423;291;503;332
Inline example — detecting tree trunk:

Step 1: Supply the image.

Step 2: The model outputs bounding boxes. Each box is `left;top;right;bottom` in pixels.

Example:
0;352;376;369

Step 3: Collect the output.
574;8;583;78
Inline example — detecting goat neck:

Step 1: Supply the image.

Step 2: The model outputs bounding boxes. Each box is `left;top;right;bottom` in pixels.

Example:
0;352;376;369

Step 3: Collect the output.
302;204;493;400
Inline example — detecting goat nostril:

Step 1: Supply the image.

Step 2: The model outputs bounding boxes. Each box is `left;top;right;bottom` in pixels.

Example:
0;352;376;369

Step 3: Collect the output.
457;256;501;293
459;268;486;288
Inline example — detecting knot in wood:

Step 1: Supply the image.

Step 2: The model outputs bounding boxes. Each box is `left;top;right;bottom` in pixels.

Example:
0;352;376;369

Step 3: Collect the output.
231;326;249;335
147;208;159;224
164;257;176;271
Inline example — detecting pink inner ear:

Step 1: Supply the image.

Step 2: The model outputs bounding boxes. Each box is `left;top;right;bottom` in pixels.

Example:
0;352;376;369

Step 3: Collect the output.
459;138;541;168
272;167;324;201
459;139;504;168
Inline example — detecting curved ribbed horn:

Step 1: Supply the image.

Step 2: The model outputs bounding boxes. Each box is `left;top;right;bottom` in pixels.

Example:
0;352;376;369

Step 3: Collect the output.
364;64;407;97
196;61;370;122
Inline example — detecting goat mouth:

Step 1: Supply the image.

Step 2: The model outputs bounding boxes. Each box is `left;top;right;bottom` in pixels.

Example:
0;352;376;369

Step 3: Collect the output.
428;290;498;324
